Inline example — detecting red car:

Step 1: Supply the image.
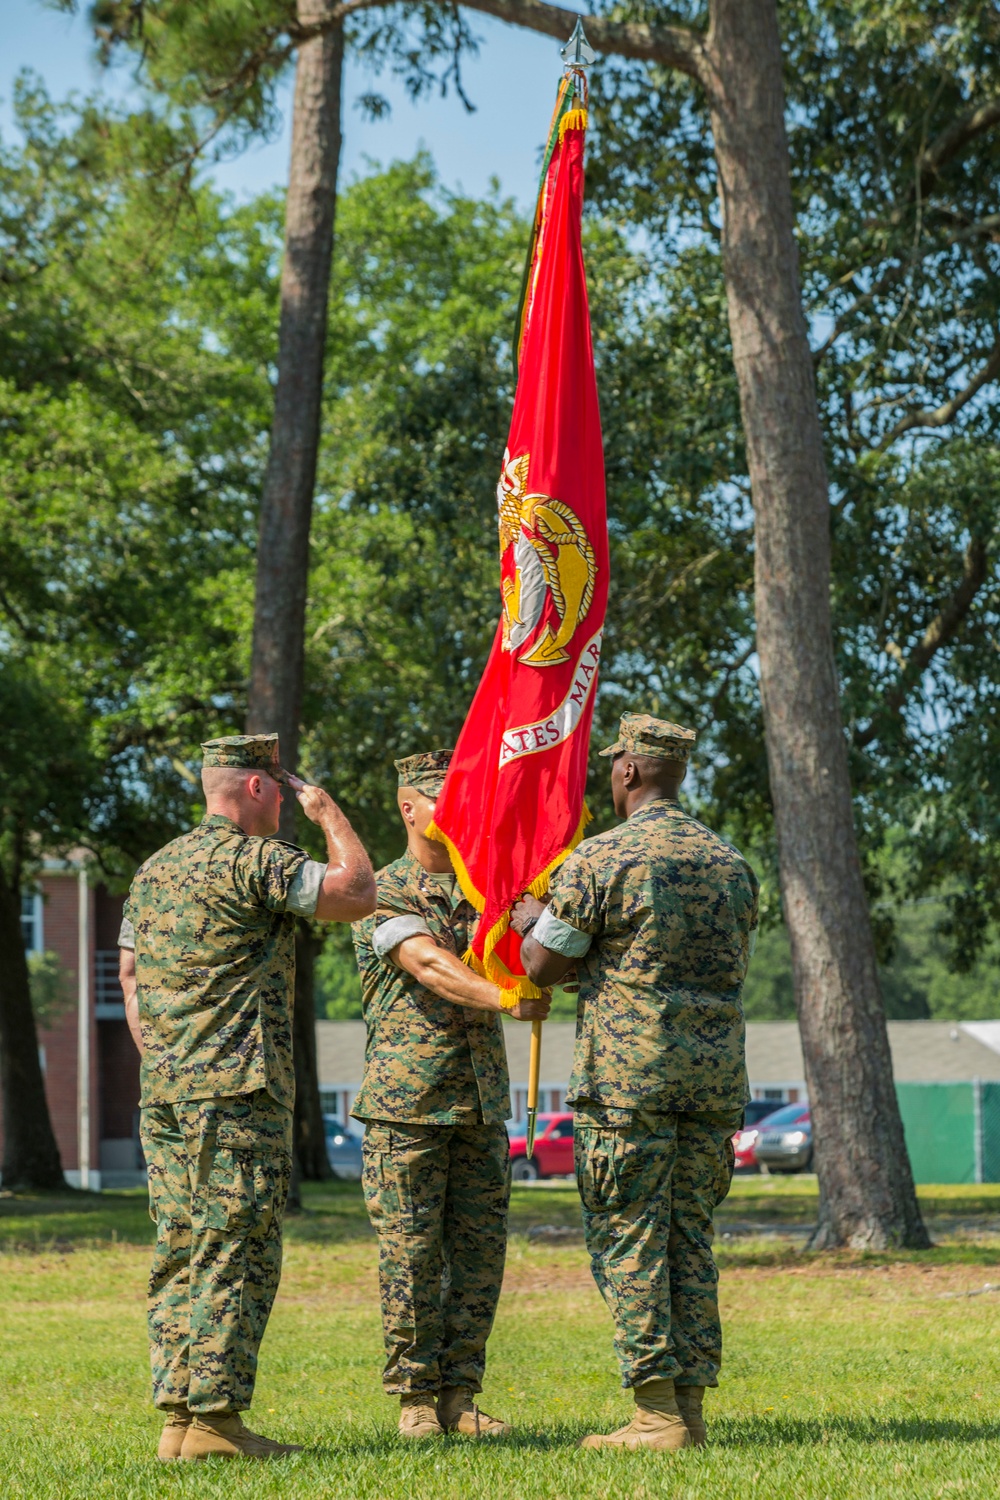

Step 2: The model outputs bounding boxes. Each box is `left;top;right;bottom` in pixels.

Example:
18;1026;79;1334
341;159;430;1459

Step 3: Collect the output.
509;1112;575;1180
732;1099;795;1173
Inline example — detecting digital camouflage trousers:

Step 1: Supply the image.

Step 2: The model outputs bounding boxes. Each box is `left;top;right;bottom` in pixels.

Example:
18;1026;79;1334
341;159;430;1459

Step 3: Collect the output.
575;1105;743;1389
140;1089;292;1414
361;1119;511;1396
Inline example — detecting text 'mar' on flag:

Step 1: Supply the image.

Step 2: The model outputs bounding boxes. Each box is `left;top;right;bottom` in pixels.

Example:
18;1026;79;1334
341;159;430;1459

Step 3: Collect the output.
427;74;609;1002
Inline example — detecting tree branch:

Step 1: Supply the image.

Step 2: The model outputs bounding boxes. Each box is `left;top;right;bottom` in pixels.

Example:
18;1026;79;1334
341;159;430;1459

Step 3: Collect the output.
300;0;709;80
814;216;1000;365
917;96;1000;197
875;338;1000;451
709;641;755;711
820;97;1000;306
854;536;989;749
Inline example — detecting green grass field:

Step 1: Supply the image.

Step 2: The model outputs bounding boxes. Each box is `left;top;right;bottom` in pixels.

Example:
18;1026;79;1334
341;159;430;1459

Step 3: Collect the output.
3;1176;1000;1498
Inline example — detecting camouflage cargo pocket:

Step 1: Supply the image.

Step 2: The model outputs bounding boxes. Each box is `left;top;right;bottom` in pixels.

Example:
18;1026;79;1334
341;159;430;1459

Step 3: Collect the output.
575;1129;626;1216
362;1124;441;1235
202;1116;257;1234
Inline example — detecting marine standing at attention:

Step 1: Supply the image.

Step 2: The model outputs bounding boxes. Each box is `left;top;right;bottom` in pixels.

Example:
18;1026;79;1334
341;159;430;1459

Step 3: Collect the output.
512;714;758;1453
118;734;375;1462
351;750;550;1441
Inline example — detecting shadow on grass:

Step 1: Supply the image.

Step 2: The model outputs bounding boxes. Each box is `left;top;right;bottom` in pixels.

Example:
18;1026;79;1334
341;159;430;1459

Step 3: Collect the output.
714;1414;1000;1446
303;1424;592;1457
718;1239;1000;1269
243;1414;1000;1459
4;1179;1000;1267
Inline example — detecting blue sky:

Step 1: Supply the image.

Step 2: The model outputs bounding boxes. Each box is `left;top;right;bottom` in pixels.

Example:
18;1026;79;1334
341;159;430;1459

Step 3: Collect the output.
4;1;566;208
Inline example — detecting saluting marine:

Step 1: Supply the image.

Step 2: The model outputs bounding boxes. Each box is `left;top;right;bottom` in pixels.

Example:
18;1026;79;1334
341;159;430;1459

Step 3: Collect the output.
119;735;374;1462
351;750;550;1441
513;713;758;1453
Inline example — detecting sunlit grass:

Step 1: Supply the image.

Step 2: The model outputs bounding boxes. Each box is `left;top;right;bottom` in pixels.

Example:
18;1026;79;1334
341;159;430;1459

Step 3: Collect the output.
2;1178;1000;1497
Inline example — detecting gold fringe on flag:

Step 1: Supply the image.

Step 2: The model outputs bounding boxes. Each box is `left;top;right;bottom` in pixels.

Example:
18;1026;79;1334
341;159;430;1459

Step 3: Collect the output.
558;107;588;142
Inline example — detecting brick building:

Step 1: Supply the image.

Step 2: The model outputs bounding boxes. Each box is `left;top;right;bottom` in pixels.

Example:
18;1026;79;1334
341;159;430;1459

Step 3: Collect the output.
10;859;143;1189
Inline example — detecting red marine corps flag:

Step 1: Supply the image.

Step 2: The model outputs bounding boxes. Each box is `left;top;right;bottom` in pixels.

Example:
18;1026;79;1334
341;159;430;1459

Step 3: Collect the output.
428;47;607;1004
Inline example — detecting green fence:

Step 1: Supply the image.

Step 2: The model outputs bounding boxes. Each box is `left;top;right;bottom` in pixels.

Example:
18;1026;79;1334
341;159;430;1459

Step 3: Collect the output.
896;1080;1000;1184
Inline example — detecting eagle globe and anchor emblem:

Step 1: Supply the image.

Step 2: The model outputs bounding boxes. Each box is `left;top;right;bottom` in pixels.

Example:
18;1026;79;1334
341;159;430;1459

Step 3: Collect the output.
497;447;597;665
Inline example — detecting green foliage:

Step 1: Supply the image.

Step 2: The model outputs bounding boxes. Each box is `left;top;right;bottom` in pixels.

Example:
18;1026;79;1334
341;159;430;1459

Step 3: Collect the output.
0;78;275;882
69;0;484;166
315;926;363;1020
26;951;74;1030
744;901;1000;1022
585;3;1000;960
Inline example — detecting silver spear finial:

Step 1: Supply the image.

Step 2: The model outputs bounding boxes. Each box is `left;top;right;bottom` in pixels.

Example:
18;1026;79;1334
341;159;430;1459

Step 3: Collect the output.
561;17;596;71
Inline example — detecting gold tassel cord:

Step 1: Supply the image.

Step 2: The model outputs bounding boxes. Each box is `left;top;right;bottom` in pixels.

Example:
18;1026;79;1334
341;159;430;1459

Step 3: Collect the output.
558;107;588;142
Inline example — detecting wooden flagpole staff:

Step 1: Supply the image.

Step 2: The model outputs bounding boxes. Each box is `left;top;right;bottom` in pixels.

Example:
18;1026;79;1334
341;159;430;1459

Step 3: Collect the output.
526;1019;543;1157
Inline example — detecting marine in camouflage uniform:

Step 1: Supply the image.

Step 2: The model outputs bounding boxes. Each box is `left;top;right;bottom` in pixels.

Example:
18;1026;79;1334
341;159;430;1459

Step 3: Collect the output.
516;713;758;1451
119;734;368;1461
351;750;543;1440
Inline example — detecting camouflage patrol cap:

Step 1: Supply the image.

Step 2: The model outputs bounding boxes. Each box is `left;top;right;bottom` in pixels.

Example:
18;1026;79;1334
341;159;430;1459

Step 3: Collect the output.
201;734;289;781
394;749;453;797
599;713;697;765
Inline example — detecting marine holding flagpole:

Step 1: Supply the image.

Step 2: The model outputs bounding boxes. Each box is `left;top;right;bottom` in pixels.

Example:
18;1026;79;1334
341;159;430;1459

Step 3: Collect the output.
350;751;548;1442
513;716;759;1452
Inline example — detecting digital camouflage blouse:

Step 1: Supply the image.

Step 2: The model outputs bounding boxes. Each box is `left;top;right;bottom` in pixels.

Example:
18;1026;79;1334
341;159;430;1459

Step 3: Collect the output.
351;853;510;1126
542;800;758;1115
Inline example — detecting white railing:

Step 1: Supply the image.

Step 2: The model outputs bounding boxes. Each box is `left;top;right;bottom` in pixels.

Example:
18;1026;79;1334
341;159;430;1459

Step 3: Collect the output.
94;950;124;1009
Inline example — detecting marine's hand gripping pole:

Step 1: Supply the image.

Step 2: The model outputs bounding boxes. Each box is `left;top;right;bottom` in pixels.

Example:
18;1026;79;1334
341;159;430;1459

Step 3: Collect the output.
525;1019;543;1158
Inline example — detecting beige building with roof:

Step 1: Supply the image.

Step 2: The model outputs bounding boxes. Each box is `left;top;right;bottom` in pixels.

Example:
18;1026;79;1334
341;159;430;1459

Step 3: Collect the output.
317;1017;1000;1124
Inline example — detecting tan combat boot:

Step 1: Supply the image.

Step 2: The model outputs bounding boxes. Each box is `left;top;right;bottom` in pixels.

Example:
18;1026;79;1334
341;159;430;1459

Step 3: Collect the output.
675;1385;707;1447
179;1412;303;1460
580;1377;692;1452
438;1385;512;1438
398;1394;444;1440
157;1405;192;1461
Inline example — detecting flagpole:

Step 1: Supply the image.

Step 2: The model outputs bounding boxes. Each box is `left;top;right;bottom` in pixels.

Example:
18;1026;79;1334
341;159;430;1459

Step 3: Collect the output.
521;19;597;1167
525;1019;542;1157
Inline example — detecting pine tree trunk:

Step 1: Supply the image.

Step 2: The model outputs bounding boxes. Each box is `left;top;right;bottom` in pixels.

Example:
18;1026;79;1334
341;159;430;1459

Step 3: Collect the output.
246;2;343;813
704;0;928;1247
0;867;65;1190
246;6;343;1171
293;919;331;1179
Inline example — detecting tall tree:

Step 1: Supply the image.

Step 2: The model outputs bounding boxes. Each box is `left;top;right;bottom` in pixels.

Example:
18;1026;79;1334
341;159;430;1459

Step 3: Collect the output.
245;3;344;1183
245;1;343;822
699;0;923;1249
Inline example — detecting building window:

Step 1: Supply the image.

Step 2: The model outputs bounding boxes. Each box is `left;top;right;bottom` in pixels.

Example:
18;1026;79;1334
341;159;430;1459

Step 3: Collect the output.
21;892;43;954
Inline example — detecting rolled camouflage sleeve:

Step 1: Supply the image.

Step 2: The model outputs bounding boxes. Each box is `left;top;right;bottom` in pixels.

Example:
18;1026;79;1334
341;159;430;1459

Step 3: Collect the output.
286;858;328;917
543;848;603;951
372;914;433;964
533;905;593;957
117;914;136;951
236;838;311;913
